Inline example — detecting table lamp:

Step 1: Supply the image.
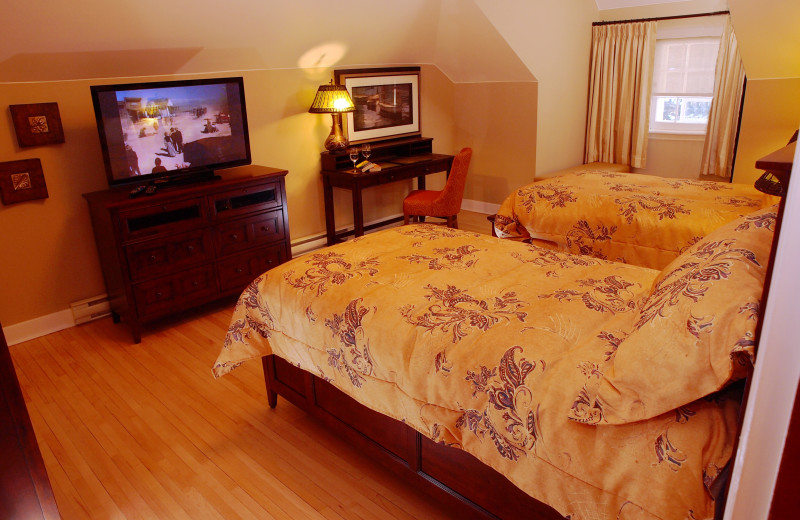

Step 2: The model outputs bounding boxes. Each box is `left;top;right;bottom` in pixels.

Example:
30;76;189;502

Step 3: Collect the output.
308;81;355;151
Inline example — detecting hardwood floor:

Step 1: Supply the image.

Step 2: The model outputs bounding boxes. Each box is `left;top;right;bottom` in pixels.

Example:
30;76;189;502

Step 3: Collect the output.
9;211;493;520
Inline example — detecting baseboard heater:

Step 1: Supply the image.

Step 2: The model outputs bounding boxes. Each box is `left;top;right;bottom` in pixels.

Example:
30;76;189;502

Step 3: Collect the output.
70;294;111;325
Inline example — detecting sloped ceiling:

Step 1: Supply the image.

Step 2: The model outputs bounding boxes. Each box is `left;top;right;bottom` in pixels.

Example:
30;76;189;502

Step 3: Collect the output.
0;0;532;84
728;0;800;79
1;1;795;88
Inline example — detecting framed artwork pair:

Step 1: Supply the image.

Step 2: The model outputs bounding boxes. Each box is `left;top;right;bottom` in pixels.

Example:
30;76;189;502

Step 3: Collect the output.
1;102;61;204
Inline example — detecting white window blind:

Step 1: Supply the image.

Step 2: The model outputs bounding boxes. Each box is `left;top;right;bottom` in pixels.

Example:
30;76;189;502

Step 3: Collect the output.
650;37;720;133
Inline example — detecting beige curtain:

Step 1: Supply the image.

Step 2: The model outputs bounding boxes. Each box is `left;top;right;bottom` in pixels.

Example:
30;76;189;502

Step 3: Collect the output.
700;17;745;178
584;21;656;168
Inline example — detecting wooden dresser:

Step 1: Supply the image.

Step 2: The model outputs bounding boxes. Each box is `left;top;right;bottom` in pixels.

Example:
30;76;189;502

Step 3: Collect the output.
0;324;60;519
84;165;291;342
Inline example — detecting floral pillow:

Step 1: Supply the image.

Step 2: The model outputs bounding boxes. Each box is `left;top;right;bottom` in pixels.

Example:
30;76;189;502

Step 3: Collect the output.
569;205;778;425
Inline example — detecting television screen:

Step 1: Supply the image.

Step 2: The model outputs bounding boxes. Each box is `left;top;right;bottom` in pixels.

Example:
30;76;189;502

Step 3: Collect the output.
90;77;251;186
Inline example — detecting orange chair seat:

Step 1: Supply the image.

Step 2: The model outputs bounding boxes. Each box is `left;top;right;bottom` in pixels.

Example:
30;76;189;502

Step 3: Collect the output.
403;189;452;217
402;147;472;229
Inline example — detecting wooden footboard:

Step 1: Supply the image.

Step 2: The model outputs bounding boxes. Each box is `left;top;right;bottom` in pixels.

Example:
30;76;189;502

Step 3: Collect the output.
262;354;563;520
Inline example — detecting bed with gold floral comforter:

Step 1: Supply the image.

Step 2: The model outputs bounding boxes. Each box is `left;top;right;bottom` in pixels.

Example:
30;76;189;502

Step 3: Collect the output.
214;205;777;520
493;168;778;270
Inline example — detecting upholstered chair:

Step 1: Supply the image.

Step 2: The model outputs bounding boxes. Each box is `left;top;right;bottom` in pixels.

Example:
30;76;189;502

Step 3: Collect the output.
403;147;472;228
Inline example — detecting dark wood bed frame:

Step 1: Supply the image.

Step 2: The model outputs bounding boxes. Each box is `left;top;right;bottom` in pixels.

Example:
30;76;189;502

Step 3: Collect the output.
262;353;743;519
261;355;562;519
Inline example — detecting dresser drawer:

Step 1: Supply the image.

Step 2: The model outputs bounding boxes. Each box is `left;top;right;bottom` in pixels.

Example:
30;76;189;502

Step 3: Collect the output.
215;210;285;257
218;244;287;293
211;181;282;221
133;264;217;319
125;229;215;281
118;197;207;240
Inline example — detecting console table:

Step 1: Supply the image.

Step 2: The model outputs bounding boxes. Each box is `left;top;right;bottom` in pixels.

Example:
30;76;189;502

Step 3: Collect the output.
84;165;290;343
320;137;453;245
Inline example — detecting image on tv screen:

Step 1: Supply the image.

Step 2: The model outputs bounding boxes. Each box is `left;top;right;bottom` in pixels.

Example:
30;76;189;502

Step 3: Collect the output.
95;80;248;183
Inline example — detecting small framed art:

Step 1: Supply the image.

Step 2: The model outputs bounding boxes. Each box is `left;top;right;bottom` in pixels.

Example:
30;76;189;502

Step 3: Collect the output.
334;67;421;145
9;102;65;147
0;159;49;205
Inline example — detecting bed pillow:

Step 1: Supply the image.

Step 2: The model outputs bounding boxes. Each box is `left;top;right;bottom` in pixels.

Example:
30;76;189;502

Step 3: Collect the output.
568;205;778;425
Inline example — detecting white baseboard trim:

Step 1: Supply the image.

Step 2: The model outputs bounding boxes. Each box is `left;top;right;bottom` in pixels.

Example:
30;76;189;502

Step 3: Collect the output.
291;213;405;257
3;309;75;346
462;199;500;215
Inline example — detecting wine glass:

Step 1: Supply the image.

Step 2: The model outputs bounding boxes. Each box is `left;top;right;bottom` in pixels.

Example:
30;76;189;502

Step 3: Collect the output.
361;144;371;162
348;147;359;171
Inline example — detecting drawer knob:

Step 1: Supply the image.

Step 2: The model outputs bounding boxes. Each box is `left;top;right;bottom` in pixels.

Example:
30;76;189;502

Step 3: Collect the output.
149;255;157;262
155;292;163;299
231;233;239;240
192;281;199;287
236;267;243;273
187;245;195;252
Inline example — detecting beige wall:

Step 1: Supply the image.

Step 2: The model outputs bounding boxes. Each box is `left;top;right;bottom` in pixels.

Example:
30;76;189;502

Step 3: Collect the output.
0;1;547;331
732;78;800;185
476;0;598;177
0;80;109;325
454;81;538;204
0;69;404;326
729;0;800;80
634;135;706;178
0;63;537;328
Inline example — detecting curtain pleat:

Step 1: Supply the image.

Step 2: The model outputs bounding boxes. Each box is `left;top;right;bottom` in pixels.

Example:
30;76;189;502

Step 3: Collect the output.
585;21;656;169
700;16;745;179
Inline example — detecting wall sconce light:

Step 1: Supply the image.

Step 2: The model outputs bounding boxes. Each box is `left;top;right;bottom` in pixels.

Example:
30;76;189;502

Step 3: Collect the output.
308;80;355;151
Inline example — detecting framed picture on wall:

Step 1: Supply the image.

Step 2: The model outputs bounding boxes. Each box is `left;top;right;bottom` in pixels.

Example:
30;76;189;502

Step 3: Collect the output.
334;67;421;144
0;158;49;205
9;102;65;147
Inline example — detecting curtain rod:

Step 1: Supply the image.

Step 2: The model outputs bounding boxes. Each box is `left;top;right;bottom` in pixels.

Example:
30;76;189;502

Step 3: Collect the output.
592;10;729;26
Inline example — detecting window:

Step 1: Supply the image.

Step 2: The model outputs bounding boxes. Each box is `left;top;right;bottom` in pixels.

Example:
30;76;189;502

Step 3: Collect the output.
650;37;720;133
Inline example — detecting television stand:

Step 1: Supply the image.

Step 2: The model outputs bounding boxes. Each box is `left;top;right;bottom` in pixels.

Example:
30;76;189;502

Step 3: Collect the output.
83;165;291;343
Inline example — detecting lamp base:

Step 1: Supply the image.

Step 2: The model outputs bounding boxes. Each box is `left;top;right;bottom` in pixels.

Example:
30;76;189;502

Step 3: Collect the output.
324;113;348;151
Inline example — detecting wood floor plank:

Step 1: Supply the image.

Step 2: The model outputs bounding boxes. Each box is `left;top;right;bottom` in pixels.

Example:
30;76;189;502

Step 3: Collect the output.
63;325;290;520
10;317;458;520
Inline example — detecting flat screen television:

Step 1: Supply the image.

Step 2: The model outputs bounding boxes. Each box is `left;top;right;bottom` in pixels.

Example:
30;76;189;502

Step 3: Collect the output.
90;77;251;187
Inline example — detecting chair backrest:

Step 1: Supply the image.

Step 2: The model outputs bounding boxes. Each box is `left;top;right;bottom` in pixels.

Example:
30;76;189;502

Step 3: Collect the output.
438;147;472;208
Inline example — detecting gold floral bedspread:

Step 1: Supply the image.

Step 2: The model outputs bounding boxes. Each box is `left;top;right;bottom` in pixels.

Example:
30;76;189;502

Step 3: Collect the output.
212;221;772;520
493;170;778;269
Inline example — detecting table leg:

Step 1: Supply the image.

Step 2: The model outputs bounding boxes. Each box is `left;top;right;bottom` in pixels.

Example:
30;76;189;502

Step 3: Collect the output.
323;176;336;246
352;185;365;237
417;175;426;190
